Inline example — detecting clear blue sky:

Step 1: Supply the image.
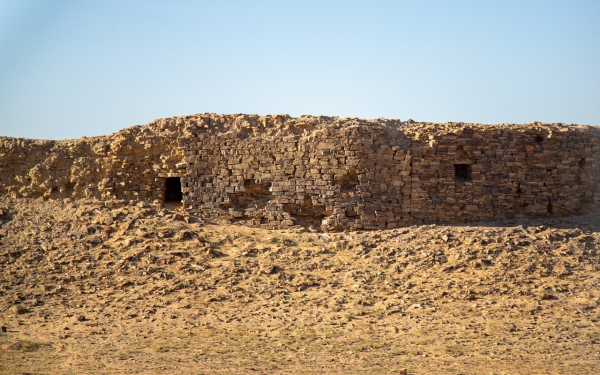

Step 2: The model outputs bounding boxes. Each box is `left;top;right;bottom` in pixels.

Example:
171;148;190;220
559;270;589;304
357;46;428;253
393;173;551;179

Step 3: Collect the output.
1;0;599;140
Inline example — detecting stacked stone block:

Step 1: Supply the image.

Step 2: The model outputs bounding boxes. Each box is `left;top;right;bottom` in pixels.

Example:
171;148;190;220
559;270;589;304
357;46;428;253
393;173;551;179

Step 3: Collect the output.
174;116;600;230
1;114;598;231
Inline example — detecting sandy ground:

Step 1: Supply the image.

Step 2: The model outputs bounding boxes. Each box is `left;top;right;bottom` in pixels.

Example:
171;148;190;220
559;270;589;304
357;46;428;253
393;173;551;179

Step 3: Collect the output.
1;197;600;374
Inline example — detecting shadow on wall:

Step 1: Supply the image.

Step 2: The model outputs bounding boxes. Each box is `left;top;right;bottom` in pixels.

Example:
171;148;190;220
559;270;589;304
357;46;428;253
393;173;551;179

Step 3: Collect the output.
227;179;271;210
283;194;331;227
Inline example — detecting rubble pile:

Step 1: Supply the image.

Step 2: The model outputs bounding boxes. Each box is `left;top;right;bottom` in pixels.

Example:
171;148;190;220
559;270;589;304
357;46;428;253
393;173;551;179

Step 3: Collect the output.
1;197;600;373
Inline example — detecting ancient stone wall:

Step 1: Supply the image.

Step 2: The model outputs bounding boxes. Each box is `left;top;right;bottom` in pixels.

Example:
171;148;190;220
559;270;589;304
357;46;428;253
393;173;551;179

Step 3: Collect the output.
2;114;599;230
407;123;599;225
0;118;186;202
178;115;600;230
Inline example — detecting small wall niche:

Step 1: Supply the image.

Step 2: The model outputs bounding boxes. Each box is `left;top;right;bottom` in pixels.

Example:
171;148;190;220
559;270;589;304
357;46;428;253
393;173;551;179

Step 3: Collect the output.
454;164;472;181
164;177;183;202
339;170;359;195
227;179;271;209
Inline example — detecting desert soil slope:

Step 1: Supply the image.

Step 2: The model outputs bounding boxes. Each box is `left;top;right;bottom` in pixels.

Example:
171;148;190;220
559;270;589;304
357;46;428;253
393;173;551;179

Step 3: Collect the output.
1;197;600;374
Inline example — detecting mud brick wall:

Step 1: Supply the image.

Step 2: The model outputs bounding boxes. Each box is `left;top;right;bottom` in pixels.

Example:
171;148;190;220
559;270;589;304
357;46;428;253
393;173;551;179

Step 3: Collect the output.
1;113;599;230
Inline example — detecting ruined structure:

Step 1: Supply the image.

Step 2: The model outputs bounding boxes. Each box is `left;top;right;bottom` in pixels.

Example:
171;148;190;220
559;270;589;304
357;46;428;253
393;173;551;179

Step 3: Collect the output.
1;114;599;230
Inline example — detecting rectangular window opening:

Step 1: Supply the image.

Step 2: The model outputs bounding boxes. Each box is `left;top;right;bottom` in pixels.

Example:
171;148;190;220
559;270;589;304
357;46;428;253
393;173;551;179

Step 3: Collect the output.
164;177;183;202
454;164;472;182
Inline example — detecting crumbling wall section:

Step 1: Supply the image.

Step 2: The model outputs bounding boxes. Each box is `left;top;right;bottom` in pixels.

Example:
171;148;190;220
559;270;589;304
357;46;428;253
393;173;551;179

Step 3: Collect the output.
0;117;188;202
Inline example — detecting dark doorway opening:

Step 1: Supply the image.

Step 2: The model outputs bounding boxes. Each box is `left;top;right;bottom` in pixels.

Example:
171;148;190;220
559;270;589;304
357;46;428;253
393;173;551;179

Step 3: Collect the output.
165;177;183;202
454;164;472;181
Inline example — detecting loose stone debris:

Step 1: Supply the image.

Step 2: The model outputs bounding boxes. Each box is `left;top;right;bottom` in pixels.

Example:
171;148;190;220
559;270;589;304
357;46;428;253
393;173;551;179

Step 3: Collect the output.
1;197;600;374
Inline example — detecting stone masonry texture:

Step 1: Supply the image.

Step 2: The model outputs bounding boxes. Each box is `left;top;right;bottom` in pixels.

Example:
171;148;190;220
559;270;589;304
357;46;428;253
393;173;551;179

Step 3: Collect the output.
1;114;599;231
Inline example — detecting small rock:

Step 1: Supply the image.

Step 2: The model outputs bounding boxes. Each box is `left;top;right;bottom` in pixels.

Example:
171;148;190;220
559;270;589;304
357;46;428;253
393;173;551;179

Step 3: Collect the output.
537;287;555;300
11;305;28;315
189;263;205;271
442;234;449;242
88;236;102;244
283;239;296;246
168;250;189;257
1;326;6;332
77;315;86;322
178;230;194;241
